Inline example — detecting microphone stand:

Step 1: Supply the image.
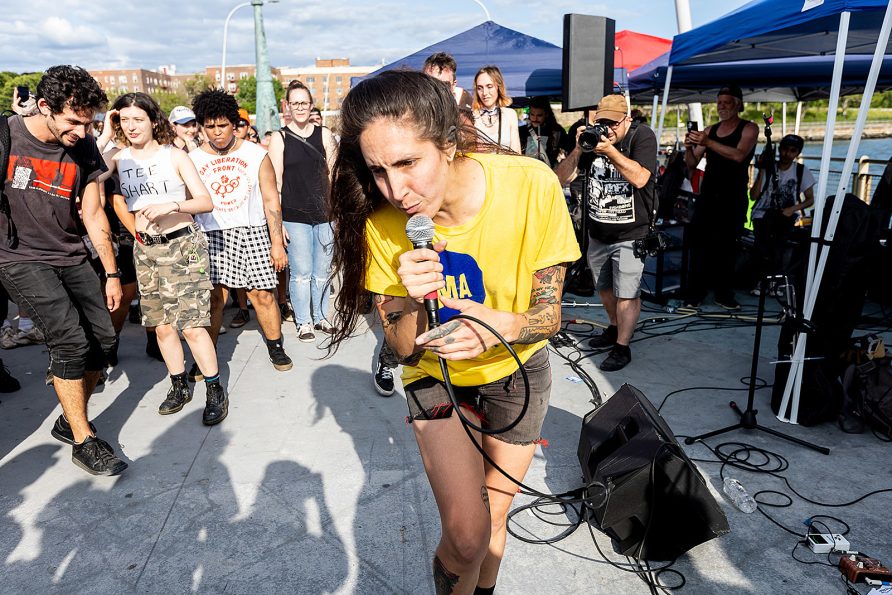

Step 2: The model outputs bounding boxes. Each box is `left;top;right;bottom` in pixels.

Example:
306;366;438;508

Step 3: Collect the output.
565;110;593;293
684;274;830;454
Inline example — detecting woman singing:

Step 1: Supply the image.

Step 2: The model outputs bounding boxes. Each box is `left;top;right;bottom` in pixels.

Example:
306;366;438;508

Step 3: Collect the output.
327;71;579;594
472;65;521;153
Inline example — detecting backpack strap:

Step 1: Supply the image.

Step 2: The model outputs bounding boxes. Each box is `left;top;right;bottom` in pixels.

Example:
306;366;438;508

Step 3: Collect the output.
0;113;18;248
796;162;805;203
280;126;326;162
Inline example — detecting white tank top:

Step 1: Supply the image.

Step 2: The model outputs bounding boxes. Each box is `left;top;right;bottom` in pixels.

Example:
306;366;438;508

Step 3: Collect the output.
189;141;268;231
117;145;186;211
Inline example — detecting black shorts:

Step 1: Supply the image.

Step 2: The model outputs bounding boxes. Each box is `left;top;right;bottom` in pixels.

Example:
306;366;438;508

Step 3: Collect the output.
404;347;552;445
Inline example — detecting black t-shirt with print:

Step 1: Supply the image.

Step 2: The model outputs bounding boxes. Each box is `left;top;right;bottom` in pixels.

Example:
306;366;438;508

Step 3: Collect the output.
0;115;105;266
584;122;658;244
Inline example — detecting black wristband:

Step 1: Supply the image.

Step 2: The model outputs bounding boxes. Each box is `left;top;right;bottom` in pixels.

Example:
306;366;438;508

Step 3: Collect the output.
105;270;123;279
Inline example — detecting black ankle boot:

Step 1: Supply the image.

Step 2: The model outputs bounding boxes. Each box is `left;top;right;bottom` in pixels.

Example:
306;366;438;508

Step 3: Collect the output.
159;373;192;415
203;380;228;426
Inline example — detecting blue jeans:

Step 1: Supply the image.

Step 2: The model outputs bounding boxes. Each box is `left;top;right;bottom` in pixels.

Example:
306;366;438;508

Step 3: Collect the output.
284;221;333;325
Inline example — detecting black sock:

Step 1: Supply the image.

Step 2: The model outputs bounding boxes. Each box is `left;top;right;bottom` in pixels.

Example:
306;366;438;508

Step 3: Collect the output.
604;324;618;337
474;587;495;595
204;374;220;385
614;342;631;354
265;336;283;349
170;371;188;384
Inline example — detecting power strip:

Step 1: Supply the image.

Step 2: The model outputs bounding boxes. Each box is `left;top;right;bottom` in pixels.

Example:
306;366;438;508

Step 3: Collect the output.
807;533;850;554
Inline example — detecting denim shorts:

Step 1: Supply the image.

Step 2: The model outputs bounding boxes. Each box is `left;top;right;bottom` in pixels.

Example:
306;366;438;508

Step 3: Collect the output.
586;238;645;299
0;260;115;379
403;347;552;445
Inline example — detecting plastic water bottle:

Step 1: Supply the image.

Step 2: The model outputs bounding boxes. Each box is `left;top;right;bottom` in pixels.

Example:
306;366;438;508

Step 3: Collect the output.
723;477;757;513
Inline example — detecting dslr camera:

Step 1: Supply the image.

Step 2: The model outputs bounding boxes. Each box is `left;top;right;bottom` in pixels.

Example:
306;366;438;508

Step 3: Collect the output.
632;230;668;259
578;123;611;152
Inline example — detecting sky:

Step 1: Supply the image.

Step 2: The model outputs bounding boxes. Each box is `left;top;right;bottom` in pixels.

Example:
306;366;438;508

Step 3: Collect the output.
1;0;750;74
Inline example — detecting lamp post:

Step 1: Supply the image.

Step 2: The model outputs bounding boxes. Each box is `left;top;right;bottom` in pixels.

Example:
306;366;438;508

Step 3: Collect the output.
220;0;280;136
252;0;280;136
221;2;252;92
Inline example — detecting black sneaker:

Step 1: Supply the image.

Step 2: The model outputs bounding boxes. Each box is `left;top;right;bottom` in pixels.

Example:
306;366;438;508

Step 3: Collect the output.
587;326;617;349
714;296;741;311
159;377;192;415
0;359;21;393
280;302;295;323
203;381;229;426
71;436;128;476
267;340;293;371
373;358;395;397
600;344;632;372
51;414;97;445
187;362;204;382
229;309;250;328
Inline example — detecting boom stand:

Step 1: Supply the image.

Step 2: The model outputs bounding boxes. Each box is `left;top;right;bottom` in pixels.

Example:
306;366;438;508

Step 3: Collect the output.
684;275;830;455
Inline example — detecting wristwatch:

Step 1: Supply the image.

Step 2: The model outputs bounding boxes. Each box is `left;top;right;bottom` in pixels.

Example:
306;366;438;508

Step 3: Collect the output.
105;270;123;279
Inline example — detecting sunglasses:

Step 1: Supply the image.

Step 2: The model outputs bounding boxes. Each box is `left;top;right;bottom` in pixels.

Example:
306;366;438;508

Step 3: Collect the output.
236;121;250;128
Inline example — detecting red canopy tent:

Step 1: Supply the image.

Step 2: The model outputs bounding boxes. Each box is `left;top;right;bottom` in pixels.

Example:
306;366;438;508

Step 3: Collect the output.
614;30;672;90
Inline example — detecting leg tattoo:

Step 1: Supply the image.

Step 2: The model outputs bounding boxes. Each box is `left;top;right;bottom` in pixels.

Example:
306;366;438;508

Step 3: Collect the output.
433;555;460;595
481;486;491;514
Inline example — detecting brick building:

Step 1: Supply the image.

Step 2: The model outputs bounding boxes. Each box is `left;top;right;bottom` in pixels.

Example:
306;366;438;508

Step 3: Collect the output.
277;58;378;112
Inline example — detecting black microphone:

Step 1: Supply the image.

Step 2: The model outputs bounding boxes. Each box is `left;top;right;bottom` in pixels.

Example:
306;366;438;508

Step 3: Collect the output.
405;214;440;328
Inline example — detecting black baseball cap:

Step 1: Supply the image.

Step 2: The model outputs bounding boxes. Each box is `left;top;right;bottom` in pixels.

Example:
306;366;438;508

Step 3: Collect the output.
717;84;744;112
779;134;805;151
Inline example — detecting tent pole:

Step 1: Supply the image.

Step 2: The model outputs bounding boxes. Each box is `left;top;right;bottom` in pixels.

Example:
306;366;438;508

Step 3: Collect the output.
790;2;892;425
795;101;803;134
776;10;850;424
782;102;787;135
651;94;659;128
656;65;674;148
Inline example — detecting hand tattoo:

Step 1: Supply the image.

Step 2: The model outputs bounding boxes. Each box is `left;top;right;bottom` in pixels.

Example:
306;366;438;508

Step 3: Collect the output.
421;320;461;341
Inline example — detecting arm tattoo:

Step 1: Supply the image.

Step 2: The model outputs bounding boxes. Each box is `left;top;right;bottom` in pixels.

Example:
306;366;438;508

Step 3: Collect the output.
481;486;491;513
267;209;283;239
400;351;424;366
383;310;403;329
516;264;566;344
433;555;460;595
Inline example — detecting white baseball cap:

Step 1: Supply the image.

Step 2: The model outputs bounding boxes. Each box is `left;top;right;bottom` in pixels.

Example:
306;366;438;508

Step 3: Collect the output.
169;105;196;125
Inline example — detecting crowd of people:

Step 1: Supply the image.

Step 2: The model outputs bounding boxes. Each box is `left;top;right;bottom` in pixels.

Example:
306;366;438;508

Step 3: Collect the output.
2;55;828;595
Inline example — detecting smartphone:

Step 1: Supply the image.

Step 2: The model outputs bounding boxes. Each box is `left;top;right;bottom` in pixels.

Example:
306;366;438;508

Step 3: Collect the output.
686;121;698;132
16;86;30;105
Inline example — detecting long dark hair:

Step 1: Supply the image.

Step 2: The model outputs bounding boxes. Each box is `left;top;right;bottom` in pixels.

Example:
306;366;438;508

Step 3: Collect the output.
326;70;475;353
112;93;176;146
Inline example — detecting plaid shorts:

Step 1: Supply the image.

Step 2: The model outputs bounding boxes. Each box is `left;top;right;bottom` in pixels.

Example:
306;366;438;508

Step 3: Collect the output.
205;225;277;290
134;227;212;329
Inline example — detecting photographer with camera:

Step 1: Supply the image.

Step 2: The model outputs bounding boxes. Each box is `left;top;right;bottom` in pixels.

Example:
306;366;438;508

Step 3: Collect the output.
556;94;657;371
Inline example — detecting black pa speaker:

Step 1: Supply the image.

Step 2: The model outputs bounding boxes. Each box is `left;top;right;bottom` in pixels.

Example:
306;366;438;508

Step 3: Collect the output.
562;14;615;112
577;384;730;561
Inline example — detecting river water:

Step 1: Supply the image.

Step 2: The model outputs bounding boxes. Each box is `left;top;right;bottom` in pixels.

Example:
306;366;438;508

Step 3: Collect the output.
801;137;890;187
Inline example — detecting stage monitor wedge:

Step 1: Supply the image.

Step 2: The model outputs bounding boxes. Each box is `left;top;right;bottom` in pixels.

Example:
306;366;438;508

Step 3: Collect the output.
562;14;615;112
578;384;730;561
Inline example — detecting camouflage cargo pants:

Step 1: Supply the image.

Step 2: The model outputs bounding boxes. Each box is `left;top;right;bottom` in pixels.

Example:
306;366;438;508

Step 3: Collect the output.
134;227;213;329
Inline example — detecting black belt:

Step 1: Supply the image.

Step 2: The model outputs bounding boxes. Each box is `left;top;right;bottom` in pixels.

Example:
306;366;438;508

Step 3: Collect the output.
136;224;196;246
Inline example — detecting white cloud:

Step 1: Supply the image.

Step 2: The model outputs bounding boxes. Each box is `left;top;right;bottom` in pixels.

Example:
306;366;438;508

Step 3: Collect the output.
38;16;107;49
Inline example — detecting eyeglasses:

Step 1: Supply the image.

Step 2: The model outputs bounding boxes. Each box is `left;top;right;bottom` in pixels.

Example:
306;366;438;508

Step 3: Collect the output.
288;101;311;109
597;118;625;129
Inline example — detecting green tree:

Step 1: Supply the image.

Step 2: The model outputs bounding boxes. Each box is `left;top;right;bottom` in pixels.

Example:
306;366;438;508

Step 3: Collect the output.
184;74;213;100
234;75;284;115
0;72;44;113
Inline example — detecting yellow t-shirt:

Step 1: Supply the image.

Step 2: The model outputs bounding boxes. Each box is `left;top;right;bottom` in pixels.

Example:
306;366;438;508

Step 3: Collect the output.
364;152;581;386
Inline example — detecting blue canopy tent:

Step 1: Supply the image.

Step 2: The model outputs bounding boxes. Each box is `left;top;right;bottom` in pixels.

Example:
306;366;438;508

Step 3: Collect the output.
630;52;892;103
652;0;892;425
360;20;626;102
